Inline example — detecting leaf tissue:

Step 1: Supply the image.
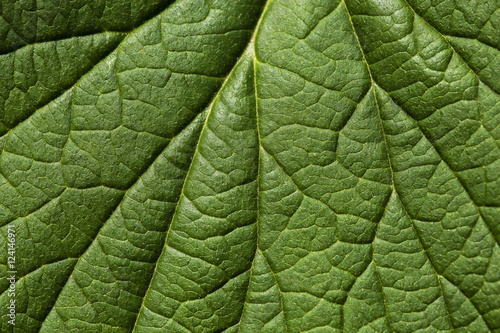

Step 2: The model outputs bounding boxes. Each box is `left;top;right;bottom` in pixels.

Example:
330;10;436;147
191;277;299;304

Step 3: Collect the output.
0;0;499;332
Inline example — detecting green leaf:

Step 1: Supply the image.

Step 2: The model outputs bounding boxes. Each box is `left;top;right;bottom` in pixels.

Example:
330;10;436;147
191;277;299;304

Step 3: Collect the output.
0;0;499;332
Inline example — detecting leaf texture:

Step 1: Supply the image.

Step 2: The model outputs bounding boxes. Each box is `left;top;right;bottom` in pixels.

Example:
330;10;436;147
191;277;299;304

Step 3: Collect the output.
0;0;499;332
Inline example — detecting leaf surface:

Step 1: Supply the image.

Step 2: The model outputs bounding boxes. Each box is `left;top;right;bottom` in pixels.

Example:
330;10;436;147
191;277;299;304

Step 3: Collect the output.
0;0;499;332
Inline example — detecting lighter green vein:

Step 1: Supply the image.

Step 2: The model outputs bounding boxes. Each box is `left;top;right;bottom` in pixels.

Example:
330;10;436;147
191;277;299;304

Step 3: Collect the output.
130;45;262;333
400;0;500;145
0;31;126;57
343;2;461;331
0;0;182;141
38;111;206;330
0;42;122;140
0;258;77;299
